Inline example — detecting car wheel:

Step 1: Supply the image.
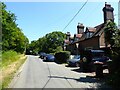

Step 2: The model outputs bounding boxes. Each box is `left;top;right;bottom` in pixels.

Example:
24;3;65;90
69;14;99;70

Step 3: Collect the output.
82;57;87;62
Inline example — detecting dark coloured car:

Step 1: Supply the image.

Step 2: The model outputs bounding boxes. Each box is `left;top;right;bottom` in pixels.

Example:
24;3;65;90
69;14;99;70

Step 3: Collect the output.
77;49;110;72
67;55;80;67
39;52;46;59
43;54;55;62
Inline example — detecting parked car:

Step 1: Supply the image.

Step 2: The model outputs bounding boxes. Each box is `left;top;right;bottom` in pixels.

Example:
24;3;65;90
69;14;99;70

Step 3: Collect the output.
43;54;55;62
77;49;110;72
67;55;80;67
39;52;46;59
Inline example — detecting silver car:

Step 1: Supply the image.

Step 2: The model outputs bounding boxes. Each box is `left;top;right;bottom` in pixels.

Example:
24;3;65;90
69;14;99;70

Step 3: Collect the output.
67;55;80;67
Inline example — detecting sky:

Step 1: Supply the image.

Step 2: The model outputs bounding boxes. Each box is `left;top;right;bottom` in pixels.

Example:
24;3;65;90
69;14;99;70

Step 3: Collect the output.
4;2;118;43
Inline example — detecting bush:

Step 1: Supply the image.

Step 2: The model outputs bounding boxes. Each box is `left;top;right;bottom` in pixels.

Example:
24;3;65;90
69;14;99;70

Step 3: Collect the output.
107;49;120;88
2;50;20;67
55;51;70;63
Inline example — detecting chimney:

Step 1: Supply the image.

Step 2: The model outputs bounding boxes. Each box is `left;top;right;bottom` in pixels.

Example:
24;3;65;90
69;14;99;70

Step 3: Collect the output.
66;32;71;40
77;23;84;34
103;2;114;23
74;34;76;41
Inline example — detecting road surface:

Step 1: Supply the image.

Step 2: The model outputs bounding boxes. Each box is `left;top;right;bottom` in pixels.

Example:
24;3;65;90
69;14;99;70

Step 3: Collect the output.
9;55;106;88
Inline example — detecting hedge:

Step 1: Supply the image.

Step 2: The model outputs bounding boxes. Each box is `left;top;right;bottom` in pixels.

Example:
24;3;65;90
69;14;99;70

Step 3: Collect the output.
55;51;70;63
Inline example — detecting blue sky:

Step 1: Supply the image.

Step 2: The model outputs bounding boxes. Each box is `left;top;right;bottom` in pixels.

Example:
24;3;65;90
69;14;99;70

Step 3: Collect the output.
5;2;118;43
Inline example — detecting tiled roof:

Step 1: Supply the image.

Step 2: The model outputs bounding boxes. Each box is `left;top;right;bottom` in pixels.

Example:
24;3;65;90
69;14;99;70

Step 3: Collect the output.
76;34;83;38
86;27;96;33
64;40;70;44
70;36;74;39
65;23;105;45
92;23;105;37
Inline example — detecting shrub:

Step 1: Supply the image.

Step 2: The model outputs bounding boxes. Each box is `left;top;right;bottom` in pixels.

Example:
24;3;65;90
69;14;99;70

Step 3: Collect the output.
107;49;120;88
2;50;20;67
55;51;70;63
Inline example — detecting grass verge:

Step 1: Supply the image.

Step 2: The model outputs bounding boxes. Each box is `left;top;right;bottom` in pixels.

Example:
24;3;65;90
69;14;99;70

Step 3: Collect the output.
0;51;27;89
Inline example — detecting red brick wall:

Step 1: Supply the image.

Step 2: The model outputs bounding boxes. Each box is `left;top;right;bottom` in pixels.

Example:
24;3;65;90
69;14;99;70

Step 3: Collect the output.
66;36;100;54
79;36;99;50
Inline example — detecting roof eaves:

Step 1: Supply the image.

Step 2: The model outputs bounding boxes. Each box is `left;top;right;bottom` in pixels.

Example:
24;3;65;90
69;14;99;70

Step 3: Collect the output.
92;23;105;37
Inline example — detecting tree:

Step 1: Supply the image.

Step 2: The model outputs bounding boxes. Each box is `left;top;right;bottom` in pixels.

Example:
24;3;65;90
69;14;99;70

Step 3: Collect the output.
28;40;39;54
104;20;120;88
44;31;66;53
29;31;66;54
104;20;118;48
2;3;29;53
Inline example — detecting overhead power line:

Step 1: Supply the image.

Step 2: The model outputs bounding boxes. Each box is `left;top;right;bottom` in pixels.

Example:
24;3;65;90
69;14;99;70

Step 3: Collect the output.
62;0;88;32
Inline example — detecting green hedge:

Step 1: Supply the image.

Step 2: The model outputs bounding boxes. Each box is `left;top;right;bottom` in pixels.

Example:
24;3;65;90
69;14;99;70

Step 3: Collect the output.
55;51;70;63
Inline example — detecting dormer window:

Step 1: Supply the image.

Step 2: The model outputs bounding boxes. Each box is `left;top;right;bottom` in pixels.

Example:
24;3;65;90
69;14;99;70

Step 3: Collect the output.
85;27;96;38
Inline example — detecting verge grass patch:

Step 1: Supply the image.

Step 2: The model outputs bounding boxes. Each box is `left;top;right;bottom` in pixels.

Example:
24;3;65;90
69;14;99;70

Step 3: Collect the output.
1;51;27;89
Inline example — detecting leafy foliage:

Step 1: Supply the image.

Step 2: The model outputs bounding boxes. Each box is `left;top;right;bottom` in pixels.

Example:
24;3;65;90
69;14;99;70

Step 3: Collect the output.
104;20;120;88
54;51;70;63
2;50;20;67
104;20;120;47
2;3;29;53
2;50;27;88
28;31;66;54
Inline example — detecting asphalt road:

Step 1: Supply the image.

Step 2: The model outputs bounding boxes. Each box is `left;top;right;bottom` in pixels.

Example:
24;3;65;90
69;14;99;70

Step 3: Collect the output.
9;55;104;88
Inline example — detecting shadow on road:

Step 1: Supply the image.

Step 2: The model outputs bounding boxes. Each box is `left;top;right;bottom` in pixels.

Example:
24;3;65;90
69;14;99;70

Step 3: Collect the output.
48;74;112;89
65;65;78;68
48;75;98;83
71;68;93;73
